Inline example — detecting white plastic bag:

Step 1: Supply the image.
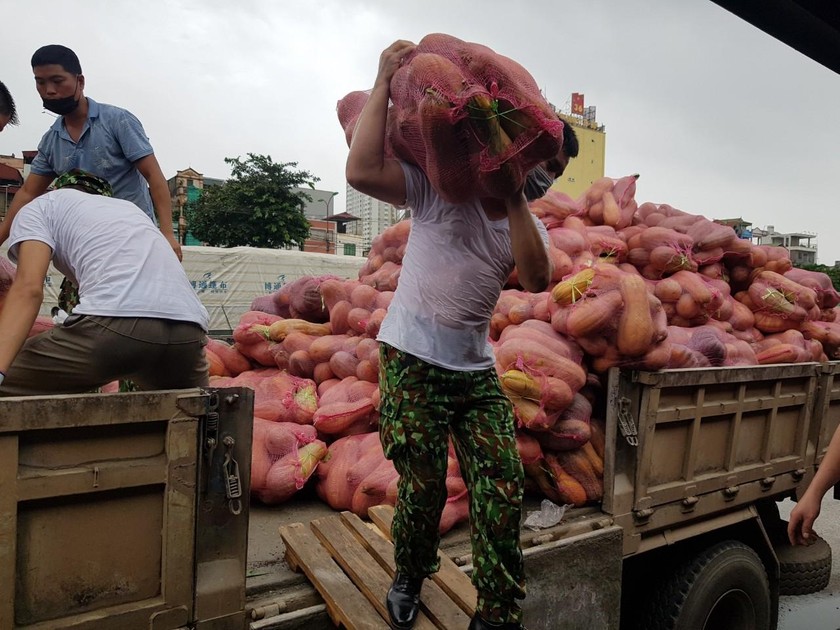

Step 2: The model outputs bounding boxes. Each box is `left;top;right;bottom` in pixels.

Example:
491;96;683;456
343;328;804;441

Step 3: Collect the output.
523;499;572;531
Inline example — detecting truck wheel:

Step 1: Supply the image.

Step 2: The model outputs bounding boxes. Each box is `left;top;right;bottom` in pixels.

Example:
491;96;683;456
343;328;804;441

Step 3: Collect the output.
775;533;832;595
641;540;772;630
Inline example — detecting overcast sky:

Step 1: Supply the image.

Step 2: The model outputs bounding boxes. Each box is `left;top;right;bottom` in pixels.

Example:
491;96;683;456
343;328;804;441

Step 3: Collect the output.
3;1;839;262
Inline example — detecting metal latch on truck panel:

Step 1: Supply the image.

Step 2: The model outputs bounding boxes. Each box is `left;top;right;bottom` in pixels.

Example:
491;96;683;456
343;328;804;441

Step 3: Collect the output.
617;397;639;446
222;435;243;515
203;390;220;491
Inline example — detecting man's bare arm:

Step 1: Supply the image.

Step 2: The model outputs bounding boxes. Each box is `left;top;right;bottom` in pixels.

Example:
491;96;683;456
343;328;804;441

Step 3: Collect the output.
345;40;415;206
506;192;551;293
0;240;50;375
135;153;182;261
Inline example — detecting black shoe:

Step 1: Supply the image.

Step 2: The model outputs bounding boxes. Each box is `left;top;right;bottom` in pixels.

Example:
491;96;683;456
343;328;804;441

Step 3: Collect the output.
386;572;424;629
468;614;525;630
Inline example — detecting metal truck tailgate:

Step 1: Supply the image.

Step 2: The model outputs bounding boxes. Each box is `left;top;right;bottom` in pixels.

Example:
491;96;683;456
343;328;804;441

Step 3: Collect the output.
0;388;252;630
604;364;818;550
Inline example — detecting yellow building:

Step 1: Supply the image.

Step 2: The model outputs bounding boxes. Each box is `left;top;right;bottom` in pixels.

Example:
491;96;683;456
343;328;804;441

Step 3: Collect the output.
552;112;606;200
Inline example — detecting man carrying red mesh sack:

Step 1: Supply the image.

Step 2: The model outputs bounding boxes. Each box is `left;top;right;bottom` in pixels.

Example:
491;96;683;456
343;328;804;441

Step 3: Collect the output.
346;39;576;630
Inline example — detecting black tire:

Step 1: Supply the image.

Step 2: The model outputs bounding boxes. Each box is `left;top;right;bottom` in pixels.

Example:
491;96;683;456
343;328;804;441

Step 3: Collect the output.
756;501;833;595
639;540;772;630
775;533;832;595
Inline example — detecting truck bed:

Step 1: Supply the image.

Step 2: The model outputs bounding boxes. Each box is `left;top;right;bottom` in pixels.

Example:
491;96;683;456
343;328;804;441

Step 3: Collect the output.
4;361;839;629
246;361;840;625
244;495;610;623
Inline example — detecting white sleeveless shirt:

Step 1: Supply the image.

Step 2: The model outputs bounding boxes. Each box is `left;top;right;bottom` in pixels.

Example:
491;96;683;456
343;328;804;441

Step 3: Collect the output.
376;162;549;371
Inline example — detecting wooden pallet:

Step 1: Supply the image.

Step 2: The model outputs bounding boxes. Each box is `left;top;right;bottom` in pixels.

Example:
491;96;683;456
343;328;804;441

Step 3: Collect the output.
280;505;476;629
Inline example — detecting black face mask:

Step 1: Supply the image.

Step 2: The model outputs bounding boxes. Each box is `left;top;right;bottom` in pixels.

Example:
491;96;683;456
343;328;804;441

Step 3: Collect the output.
42;78;81;116
524;165;555;201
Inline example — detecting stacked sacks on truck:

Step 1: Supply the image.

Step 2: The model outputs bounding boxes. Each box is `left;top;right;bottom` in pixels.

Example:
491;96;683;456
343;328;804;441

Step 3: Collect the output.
0;158;811;527
208;171;840;522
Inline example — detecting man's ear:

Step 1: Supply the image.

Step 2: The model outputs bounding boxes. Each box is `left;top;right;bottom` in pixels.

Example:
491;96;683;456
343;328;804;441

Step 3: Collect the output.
78;74;85;92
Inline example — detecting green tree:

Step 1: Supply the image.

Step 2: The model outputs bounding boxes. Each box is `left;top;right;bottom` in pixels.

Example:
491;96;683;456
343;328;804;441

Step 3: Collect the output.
797;262;840;291
186;153;317;248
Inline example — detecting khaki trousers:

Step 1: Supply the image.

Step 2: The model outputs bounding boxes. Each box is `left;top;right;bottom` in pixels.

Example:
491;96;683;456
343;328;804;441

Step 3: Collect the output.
0;315;208;397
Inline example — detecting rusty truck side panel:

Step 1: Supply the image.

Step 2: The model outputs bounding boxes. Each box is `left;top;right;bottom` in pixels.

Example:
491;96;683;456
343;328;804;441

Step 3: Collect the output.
0;388;253;630
603;364;818;555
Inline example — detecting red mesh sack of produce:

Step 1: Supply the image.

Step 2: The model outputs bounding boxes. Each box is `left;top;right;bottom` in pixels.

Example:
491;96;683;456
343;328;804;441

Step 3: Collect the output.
530;190;583;228
577;175;638;230
753;330;818;365
338;33;564;202
352;457;400;518
313;376;378;437
206;338;251;376
802;320;840;358
316;432;383;511
626;226;696;279
750;245;792;275
233;311;282;367
363;220;411;269
270;275;342;323
251;418;318;499
253;371;319;424
253;427;328;505
250;294;284;317
233;311;280;344
206;348;228;377
784;268;840;310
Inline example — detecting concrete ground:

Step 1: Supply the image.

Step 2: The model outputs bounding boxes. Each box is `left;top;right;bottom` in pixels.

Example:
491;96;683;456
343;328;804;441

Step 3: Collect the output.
778;494;840;630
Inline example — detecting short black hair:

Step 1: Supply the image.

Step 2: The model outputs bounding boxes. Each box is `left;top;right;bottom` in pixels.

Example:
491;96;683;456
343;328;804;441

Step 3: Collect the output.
562;121;579;159
0;80;18;125
31;45;82;74
51;306;59;315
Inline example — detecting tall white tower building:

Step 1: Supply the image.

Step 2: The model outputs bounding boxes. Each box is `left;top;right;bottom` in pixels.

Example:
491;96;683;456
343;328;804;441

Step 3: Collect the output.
345;184;401;252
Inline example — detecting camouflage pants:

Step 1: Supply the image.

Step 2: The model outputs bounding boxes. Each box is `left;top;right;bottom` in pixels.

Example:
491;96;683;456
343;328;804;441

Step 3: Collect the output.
58;277;79;313
378;344;526;624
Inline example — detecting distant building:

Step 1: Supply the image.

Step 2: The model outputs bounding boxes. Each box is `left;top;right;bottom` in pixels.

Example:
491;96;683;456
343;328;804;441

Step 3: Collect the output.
296;188;339;219
0;154;23;175
716;218;819;265
0;163;23;220
755;225;818;266
714;217;753;239
345;185;403;254
294;187;365;256
167;168;224;245
553;110;606;200
303;214;364;257
0;152;37;218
